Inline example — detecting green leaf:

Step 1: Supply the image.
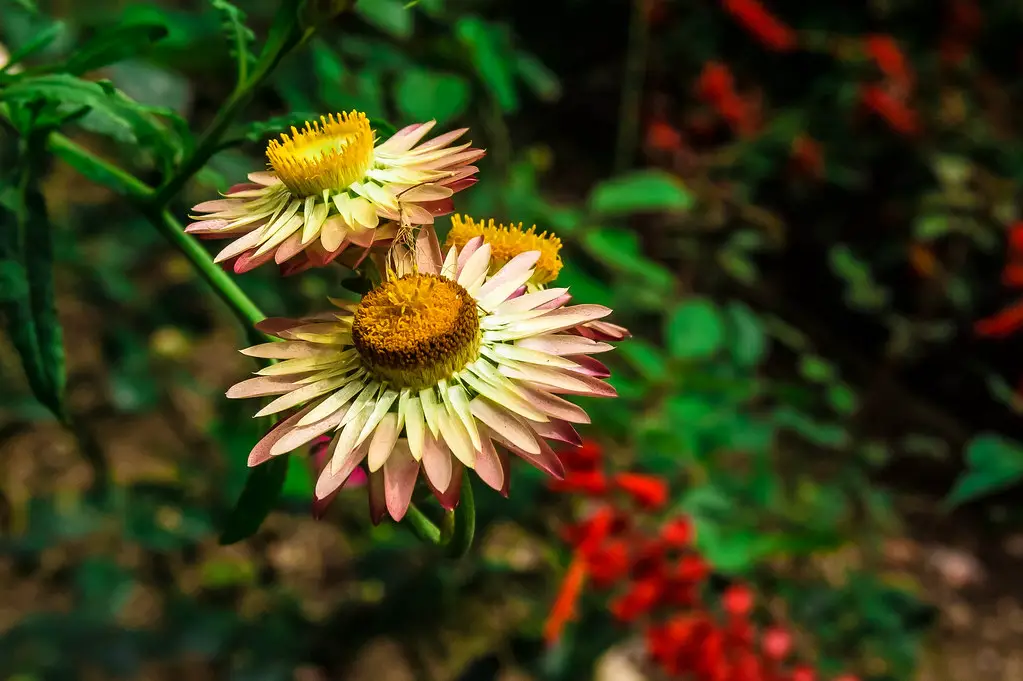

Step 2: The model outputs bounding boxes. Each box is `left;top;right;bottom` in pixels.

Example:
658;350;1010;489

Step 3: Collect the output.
1;75;181;166
219;453;288;545
1;20;64;71
211;0;255;82
666;298;724;360
799;354;837;383
581;226;674;293
63;20;169;75
514;52;560;102
618;339;667;382
0;122;66;421
589;170;692;215
394;68;471;125
946;433;1023;508
281;453;314;501
725;301;767;367
456;16;518;112
356;0;414;39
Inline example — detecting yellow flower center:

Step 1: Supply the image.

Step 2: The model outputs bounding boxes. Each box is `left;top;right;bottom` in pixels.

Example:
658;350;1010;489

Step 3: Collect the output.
445;215;563;286
265;111;375;196
351;274;481;390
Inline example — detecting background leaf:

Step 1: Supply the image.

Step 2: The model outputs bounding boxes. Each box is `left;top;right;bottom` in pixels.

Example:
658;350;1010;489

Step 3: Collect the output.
588;170;693;215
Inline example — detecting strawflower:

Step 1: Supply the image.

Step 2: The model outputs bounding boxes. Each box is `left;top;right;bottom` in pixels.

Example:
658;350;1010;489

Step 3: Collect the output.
227;226;620;522
444;215;631;341
720;0;797;52
186;113;483;275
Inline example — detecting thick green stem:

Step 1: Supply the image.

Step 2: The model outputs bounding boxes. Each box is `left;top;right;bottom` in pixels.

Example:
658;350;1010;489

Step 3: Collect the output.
446;471;476;558
404;503;443;545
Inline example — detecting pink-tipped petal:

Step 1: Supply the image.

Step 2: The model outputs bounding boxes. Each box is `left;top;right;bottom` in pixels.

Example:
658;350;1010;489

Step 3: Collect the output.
247;405;316;466
530;419;582;446
474;436;505;492
314;441;369;499
487;424;566;480
421;431;453;493
415;225;444;274
383;441;420;521
226;375;297;399
515;384;591;424
568;355;612;378
234;248;276;274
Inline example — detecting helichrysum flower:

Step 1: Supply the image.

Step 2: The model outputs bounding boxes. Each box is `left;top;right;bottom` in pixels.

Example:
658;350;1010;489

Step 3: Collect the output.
186;113;483;275
228;226;619;522
444;215;631;341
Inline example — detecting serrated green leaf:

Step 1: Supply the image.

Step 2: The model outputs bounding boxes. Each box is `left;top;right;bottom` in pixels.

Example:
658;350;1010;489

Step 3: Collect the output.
219;453;289;545
394;68;470;125
211;0;255;82
456;16;518;112
356;0;414;38
63;20;169;75
666;298;724;360
946;433;1023;508
1;74;180;167
589;170;692;215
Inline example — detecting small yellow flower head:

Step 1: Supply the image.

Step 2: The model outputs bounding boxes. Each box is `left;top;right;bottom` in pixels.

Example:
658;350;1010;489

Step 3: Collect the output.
445;215;563;287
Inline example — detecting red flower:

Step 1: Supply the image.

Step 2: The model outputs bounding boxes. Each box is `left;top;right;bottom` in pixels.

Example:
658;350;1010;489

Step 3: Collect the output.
646;119;684;153
550;470;609;495
661;517;694;547
560;438;602;471
975;301;1023;337
614;472;669;509
722;584;755;618
543;554;588;645
761;626;792;660
588;539;632;587
610;575;664;622
865;34;912;88
720;0;797;52
860;85;918;136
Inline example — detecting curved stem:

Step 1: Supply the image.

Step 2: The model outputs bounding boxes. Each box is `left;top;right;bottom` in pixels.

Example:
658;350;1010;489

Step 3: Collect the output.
404;502;443;545
446;470;476;558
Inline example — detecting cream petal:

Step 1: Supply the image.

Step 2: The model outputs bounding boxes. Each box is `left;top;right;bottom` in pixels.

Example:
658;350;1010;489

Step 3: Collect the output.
419;387;442;437
375;121;437;155
414;127;467;152
501;362;618;398
212;224;273;263
402;395;426;460
254;317;301;336
270;407;346;456
399;183;453;202
253;376;349;417
488;343;580;370
254;213;304;257
349;197;379;229
489;305;613;340
460;367;548;423
516;334;615;356
530;418;582;446
301;196;330;244
488;424;566;480
421;431;453;493
193;199;240;213
468;396;540;455
241;341;336;360
415;224;443;274
474;435;504;492
247;404;316;466
515;384;591;424
255;354;341;376
315;441;368;499
297;378;366;425
248;171;281;186
429;458;463;510
446;384;480;449
330;403;373;475
355;389;399;447
367;412;400;472
383;441;419;521
440;245;459;279
496;288;570;315
437;408;476;468
275;231;307;264
456;236;485;275
320;215;349;252
226;375;297;399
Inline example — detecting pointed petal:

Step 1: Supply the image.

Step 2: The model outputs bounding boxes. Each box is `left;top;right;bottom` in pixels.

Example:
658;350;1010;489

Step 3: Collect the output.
383;441;420;521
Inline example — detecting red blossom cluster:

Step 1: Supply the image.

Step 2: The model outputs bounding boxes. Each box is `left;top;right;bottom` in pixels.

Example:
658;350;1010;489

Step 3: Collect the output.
974;222;1023;338
545;440;858;681
720;0;797;53
694;62;759;137
860;34;918;136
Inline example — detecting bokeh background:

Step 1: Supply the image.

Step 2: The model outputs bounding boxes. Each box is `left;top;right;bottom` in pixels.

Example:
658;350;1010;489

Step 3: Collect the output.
3;0;1023;679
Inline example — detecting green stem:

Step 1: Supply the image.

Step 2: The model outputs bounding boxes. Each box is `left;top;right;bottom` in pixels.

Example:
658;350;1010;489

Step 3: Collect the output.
150;11;308;207
446;471;476;558
404;503;443;544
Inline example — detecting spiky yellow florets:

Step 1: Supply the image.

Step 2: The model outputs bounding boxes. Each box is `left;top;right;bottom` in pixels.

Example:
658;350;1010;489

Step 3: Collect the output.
265;111;375;196
445;215;563;286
